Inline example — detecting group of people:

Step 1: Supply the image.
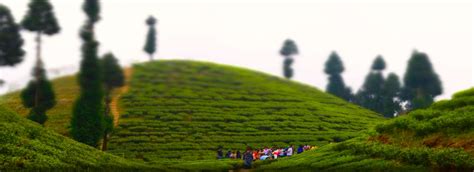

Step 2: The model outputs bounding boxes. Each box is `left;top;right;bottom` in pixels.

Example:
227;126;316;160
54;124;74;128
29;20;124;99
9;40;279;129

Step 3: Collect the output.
217;145;316;168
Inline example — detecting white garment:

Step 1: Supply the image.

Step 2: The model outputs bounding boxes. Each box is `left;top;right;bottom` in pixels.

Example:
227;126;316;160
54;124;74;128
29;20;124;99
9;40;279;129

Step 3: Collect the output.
287;147;293;156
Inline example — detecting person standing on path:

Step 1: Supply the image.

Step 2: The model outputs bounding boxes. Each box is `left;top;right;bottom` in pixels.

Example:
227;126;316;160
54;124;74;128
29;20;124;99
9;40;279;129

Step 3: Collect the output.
287;145;294;157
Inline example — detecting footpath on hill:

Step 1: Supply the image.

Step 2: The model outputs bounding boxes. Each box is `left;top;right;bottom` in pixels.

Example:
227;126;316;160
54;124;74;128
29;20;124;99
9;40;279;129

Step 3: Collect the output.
111;68;132;126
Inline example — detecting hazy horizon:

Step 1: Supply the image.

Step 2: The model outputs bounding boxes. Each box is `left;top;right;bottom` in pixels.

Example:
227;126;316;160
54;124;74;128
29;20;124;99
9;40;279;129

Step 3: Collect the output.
0;0;472;99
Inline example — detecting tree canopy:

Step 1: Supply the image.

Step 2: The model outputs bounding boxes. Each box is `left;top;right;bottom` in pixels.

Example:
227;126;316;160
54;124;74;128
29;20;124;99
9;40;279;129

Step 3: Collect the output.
144;16;157;61
382;73;402;118
279;39;298;57
402;51;442;110
324;52;352;101
71;0;104;147
0;5;25;67
21;0;60;35
21;60;56;125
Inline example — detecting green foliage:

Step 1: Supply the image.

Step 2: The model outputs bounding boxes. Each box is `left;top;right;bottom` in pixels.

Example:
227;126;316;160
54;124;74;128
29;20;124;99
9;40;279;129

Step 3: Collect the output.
21;0;60;35
279;39;298;79
258;88;474;171
144;16;157;61
452;87;474;99
356;72;384;114
279;39;298;57
324;52;344;75
324;52;352;101
283;58;294;79
0;106;163;171
371;55;386;71
402;51;442;110
382;73;402;118
0;5;25;67
107;60;382;163
83;0;100;24
20;61;56;125
101;53;125;90
71;0;104;147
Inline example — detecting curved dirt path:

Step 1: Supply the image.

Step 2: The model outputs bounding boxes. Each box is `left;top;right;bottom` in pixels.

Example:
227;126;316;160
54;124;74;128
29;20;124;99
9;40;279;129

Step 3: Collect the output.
111;68;132;126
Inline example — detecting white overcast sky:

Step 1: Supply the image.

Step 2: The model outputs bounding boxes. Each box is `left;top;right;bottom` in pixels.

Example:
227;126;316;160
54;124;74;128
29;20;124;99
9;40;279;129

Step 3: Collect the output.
0;0;472;99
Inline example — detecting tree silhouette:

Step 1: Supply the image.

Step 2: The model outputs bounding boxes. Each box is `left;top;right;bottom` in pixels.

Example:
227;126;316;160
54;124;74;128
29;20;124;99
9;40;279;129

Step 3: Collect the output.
382;73;402;118
144;16;157;61
21;60;56;125
279;39;298;79
356;56;386;114
402;50;442;110
71;0;105;148
0;5;25;87
324;52;352;101
100;53;124;151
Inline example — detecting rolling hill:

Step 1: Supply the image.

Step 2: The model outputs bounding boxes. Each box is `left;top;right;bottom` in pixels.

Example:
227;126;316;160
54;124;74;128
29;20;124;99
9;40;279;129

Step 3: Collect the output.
256;88;474;171
0;105;152;171
106;60;384;163
0;76;78;136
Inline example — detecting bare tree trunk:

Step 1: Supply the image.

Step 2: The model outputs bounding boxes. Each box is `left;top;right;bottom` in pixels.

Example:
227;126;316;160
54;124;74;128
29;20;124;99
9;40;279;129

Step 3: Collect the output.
102;88;112;151
102;133;108;151
34;31;42;108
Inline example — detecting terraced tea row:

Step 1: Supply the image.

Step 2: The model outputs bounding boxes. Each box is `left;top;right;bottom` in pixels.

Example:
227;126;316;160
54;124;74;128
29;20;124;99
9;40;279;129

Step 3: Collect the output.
257;88;474;171
108;60;383;162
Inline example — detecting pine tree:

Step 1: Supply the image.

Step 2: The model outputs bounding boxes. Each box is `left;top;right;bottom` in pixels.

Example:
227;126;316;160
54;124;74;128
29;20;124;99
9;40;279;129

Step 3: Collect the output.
21;60;56;125
100;53;124;151
382;73;402;118
402;51;442;110
0;5;25;67
279;39;298;79
144;16;157;61
356;56;386;114
71;0;104;147
324;52;352;101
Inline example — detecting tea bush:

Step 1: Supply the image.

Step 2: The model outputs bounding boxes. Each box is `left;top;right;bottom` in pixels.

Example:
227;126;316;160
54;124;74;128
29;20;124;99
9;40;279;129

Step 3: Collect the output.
107;60;383;163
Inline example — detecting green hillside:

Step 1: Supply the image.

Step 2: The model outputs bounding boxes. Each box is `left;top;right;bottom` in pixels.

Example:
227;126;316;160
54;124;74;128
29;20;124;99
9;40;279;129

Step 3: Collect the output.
0;76;78;136
0;105;152;171
257;88;474;171
107;60;383;163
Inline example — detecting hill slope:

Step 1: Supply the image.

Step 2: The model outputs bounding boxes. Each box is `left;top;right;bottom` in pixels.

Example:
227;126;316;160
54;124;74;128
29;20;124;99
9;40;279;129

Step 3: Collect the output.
0;76;78;136
107;60;383;163
257;88;474;171
0;105;152;171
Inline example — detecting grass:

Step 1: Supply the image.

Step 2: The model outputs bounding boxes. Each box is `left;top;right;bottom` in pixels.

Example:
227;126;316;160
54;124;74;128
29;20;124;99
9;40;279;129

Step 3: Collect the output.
107;60;384;163
257;88;474;171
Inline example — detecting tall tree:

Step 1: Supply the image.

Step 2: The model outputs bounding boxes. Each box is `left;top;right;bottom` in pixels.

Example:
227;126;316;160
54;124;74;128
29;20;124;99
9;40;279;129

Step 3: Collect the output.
21;0;60;76
402;51;442;110
20;0;59;124
71;0;104;147
100;53;124;151
356;56;386;114
324;52;352;101
0;5;25;67
21;60;56;124
382;73;402;118
143;16;157;61
279;39;298;79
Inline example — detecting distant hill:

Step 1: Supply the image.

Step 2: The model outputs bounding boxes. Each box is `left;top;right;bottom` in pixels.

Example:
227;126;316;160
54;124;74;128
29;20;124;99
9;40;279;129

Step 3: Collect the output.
107;60;383;163
257;88;474;171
